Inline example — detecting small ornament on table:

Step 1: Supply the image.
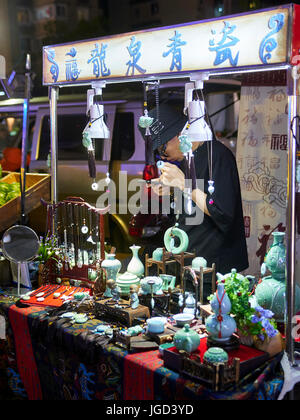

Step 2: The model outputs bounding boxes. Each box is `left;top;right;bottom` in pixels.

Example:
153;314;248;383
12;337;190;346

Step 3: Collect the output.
106;279;121;304
130;285;140;309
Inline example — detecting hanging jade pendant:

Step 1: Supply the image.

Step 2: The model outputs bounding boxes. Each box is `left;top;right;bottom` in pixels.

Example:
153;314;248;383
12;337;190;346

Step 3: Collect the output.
208;180;215;195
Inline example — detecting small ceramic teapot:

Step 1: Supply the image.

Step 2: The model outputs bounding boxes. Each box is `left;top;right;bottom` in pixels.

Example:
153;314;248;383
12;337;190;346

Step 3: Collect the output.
174;324;201;353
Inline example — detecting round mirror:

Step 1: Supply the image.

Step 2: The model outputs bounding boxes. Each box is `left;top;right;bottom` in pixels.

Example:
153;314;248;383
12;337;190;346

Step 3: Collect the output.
2;225;40;263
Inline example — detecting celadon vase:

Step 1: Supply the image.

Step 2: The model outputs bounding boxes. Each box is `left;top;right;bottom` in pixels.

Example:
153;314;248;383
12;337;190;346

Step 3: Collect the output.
205;281;237;343
101;253;121;282
127;245;144;277
255;232;300;322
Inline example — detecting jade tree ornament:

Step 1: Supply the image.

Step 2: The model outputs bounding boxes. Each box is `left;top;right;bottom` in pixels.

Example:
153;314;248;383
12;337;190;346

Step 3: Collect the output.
164;223;189;254
255;232;300;322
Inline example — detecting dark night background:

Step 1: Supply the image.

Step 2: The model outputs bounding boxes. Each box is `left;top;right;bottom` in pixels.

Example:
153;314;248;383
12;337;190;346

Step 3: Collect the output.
0;0;298;97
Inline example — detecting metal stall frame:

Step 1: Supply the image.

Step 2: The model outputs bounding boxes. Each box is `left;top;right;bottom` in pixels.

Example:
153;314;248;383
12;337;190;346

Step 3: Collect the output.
43;4;300;372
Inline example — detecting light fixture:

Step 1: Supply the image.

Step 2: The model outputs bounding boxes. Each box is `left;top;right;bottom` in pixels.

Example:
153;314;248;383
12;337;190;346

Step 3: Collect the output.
179;73;215;214
83;82;110;140
82;81;111;191
181;77;213;142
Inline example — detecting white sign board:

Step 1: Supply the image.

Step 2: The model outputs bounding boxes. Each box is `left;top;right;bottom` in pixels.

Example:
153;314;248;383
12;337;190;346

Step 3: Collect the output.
43;6;290;86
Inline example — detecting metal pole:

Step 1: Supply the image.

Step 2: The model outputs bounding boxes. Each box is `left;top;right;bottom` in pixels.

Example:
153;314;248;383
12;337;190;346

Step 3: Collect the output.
20;54;31;225
286;66;298;367
49;86;59;204
49;86;59;234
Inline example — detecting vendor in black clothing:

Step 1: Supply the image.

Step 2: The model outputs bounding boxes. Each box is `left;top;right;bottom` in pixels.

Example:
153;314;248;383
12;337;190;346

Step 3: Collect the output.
140;103;249;275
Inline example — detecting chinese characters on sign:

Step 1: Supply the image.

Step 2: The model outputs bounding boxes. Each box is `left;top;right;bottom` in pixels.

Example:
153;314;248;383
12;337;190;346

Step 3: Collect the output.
126;36;146;76
270;134;287;151
43;8;289;85
209;21;240;67
65;48;80;82
163;30;187;71
87;43;111;78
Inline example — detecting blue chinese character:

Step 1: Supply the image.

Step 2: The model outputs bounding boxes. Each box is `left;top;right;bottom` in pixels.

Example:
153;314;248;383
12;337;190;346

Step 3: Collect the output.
65;47;80;81
126;36;146;76
163;30;187;71
209;21;240;67
45;48;59;83
87;43;111;78
259;13;285;64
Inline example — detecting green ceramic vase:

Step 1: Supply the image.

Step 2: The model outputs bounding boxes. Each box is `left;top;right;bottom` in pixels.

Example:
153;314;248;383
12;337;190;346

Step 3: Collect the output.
255;232;300;322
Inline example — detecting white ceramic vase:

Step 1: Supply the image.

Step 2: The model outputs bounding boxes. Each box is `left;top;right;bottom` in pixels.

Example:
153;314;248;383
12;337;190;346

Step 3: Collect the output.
127;245;144;277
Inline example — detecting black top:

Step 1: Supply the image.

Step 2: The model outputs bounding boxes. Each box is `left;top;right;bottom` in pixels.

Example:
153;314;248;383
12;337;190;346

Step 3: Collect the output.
178;140;249;275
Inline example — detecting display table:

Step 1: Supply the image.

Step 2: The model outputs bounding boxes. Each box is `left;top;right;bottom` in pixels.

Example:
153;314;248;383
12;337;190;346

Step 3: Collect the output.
0;295;284;401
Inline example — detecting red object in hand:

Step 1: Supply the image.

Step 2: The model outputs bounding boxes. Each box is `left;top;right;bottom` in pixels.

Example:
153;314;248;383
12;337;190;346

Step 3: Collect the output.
143;164;159;181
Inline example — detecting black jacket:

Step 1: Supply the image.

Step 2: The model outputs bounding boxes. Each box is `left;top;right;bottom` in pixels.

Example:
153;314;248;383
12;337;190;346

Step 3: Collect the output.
178;140;249;275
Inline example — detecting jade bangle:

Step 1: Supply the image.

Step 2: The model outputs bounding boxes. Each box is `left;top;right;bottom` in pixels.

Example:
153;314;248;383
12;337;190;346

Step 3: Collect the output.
164;226;189;254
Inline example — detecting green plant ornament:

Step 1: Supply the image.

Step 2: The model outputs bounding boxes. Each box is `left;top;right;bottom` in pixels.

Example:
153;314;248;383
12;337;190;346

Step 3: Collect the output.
164;223;189;254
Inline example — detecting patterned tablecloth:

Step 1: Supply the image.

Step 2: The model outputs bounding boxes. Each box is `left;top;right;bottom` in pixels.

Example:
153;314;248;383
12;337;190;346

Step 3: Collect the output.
0;296;284;400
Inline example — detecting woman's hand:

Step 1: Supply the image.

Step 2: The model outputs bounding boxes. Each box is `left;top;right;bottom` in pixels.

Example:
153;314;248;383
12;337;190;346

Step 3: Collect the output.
158;162;185;191
150;179;170;196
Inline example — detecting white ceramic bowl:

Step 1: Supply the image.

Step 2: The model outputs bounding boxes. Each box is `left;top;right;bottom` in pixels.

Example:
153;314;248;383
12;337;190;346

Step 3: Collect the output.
173;313;195;327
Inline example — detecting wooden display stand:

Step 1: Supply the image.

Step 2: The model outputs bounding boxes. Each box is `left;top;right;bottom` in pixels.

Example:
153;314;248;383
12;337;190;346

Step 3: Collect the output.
138;293;171;316
95;298;150;327
145;248;196;290
183;264;217;307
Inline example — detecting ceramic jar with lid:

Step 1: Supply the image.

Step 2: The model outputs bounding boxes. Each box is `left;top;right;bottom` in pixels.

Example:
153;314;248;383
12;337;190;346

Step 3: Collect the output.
116;271;140;296
203;347;229;365
192;257;207;271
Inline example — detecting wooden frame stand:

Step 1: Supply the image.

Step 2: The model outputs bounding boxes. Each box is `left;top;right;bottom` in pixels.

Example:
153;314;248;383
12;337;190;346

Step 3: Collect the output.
145;248;196;290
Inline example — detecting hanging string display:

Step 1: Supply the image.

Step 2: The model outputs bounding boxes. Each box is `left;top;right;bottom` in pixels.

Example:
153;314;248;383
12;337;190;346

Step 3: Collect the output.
138;82;154;165
178;88;215;212
82;89;111;192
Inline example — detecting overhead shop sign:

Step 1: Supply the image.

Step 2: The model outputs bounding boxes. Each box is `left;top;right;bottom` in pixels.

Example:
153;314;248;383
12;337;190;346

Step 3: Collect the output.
43;6;290;86
0;55;5;79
